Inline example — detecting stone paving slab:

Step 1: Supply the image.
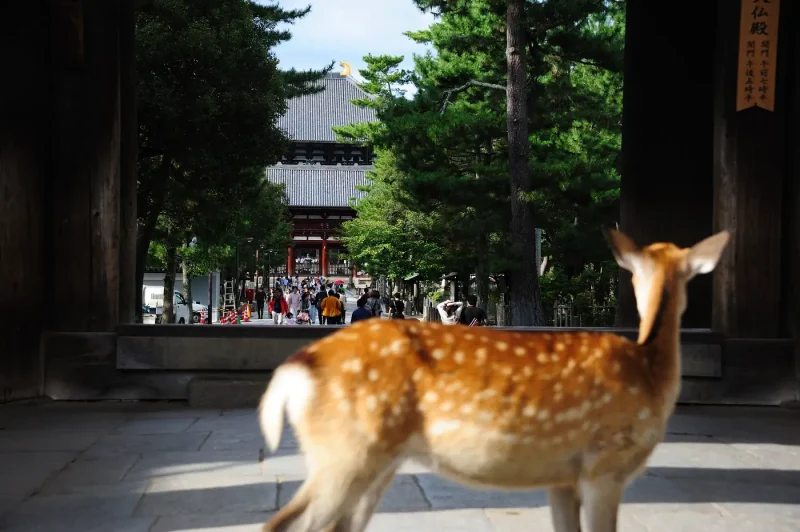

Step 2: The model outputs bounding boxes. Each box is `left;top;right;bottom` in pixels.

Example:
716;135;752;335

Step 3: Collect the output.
277;474;431;513
84;432;210;457
0;402;797;531
40;454;141;494
133;473;276;517
126;450;264;480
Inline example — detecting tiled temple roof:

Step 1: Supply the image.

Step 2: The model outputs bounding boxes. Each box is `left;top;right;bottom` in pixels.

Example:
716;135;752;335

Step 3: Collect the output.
267;165;372;208
278;73;378;143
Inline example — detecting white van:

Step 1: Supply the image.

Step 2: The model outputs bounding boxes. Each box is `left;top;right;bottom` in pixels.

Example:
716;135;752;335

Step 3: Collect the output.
143;287;208;324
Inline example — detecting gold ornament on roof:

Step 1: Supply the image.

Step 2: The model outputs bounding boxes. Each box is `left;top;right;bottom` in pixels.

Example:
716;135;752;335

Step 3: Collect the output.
339;61;352;76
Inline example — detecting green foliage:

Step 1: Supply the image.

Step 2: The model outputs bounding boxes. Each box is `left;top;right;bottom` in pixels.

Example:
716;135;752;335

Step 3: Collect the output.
340;150;449;281
339;0;624;314
136;0;329;310
425;290;445;303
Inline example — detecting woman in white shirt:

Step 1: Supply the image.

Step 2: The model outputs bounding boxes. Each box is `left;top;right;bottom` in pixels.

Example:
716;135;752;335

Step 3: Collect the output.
287;286;302;317
436;299;463;325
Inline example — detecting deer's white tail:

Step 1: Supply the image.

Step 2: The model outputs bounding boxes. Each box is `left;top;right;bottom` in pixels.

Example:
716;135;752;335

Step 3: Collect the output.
259;363;314;453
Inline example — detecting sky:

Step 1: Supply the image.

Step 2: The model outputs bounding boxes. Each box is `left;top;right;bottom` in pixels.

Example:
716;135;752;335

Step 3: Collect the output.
261;0;435;83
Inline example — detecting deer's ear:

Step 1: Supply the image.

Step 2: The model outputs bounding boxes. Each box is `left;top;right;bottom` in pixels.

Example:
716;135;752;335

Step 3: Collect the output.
602;227;643;274
685;231;730;278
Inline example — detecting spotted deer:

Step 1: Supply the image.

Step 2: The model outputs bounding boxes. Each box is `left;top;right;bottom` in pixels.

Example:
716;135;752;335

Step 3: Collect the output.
258;228;730;532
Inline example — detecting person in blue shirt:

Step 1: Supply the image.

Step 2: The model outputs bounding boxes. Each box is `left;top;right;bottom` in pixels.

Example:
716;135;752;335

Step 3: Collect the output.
350;296;373;324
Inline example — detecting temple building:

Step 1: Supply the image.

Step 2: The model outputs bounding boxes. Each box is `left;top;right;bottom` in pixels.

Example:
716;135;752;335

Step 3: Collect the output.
266;63;377;284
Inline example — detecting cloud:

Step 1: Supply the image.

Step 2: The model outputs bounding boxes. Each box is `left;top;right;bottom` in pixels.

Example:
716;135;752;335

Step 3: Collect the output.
260;0;434;81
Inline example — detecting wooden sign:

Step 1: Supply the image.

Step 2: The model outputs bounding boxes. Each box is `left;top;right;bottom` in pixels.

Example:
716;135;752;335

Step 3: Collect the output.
737;0;780;111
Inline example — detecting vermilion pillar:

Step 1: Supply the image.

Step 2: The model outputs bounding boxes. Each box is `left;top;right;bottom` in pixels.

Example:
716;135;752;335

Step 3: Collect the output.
321;239;328;277
287;246;294;276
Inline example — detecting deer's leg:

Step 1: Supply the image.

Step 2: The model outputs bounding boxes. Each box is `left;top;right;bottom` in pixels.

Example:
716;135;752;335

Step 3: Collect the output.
548;485;581;532
328;462;399;532
579;475;624;532
263;454;391;532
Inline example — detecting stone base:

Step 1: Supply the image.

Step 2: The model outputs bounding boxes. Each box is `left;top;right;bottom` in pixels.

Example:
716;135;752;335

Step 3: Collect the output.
35;327;800;407
187;377;270;408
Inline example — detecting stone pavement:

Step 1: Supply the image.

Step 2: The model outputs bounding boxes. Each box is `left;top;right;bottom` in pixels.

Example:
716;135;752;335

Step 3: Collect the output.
0;401;798;531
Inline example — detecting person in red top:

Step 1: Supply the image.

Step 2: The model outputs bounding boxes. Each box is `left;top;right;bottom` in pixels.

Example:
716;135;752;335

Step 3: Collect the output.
268;289;288;325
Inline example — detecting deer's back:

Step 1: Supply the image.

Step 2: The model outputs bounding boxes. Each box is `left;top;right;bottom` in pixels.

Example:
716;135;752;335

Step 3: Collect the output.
294;320;666;485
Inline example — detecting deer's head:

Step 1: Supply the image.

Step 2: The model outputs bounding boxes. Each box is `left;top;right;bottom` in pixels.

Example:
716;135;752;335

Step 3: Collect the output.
603;228;730;343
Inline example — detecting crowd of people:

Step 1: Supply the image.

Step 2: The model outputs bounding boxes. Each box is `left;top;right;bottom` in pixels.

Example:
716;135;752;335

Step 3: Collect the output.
249;276;488;327
253;276;347;325
248;277;423;326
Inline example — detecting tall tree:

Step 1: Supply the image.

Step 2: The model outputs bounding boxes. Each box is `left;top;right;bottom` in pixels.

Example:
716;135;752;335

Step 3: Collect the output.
339;1;624;324
505;0;544;325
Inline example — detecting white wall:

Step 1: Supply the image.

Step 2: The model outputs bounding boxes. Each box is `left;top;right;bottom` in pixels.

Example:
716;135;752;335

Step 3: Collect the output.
143;272;221;309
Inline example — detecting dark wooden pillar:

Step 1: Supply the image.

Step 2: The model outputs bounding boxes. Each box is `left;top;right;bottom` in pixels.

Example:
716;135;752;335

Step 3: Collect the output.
50;0;122;332
0;1;50;400
618;0;716;328
119;0;137;324
711;0;788;338
287;246;295;276
786;1;800;375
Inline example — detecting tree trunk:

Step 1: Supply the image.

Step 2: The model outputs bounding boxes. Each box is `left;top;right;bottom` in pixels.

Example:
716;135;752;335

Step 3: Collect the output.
162;238;177;324
458;272;470;301
506;0;544;326
475;264;490;311
208;272;214;324
182;259;193;324
134;158;171;322
134;223;150;323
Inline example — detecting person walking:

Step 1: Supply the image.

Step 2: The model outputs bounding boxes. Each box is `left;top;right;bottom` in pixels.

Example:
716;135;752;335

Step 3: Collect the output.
255;287;267;319
287;286;301;317
316;287;325;324
268;289;288;325
366;290;382;318
458;294;488;326
390;301;406;320
436;299;463;325
307;287;319;325
321;290;342;325
334;292;346;324
349;296;373;324
388;292;403;318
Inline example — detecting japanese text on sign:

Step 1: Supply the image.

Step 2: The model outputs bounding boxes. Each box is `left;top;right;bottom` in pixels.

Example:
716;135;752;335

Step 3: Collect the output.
737;0;780;111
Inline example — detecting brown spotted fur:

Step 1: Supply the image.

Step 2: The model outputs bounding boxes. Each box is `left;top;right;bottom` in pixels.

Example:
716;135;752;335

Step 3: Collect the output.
258;229;729;532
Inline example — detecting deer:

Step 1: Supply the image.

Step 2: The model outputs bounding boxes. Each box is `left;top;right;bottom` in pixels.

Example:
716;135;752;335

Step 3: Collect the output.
257;228;730;532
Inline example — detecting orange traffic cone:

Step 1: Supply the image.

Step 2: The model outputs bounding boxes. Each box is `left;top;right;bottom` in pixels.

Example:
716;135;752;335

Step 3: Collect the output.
199;310;206;324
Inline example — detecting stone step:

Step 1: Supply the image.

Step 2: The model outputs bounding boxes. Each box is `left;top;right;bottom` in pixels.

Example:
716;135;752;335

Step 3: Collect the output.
187;377;270;408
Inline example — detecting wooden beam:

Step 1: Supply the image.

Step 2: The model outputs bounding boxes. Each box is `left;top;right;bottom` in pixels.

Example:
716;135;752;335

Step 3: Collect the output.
119;0;137;324
618;0;716;328
786;1;800;349
0;0;51;399
50;0;122;331
712;0;788;338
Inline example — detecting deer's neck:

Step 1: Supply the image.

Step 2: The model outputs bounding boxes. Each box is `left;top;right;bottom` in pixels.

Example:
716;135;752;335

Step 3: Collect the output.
638;283;682;406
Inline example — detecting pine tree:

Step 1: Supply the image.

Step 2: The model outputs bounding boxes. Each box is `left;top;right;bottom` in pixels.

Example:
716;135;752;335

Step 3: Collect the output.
338;0;624;324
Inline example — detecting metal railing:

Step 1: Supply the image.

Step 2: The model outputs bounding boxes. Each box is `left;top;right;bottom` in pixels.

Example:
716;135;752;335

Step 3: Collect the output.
295;263;320;276
328;263;350;276
270;264;287;275
553;303;615;327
